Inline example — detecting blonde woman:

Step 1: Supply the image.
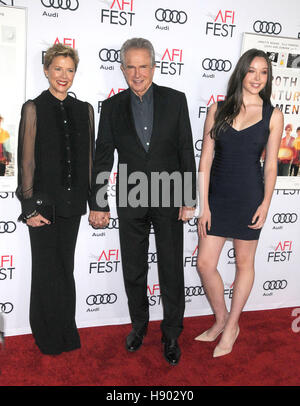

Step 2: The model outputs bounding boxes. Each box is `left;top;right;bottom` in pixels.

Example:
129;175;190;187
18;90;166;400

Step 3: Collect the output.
17;44;94;355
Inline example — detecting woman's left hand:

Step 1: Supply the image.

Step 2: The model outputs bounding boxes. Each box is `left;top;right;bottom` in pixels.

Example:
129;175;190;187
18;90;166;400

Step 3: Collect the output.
248;203;269;229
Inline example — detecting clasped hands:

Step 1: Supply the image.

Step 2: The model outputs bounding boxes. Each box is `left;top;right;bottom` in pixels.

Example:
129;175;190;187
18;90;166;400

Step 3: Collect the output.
89;207;195;229
89;210;110;228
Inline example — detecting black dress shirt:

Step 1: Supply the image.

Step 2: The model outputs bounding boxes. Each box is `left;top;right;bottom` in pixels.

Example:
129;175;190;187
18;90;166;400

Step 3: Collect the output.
130;85;153;152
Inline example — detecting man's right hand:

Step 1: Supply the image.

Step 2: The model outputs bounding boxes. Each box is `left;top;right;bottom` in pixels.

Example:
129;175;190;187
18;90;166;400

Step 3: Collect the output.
89;210;110;229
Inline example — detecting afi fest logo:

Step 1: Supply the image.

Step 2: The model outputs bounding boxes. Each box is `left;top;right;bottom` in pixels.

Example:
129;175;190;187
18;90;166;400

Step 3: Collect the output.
98;89;125;113
148;283;162;306
0;255;15;281
155;48;184;76
267;241;293;262
198;94;226;118
101;0;135;26
89;249;121;274
42;37;76;64
184;245;198;268
206;9;236;38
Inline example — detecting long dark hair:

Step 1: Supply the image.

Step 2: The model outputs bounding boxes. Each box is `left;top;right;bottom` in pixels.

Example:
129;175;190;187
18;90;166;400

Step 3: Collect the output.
210;48;273;139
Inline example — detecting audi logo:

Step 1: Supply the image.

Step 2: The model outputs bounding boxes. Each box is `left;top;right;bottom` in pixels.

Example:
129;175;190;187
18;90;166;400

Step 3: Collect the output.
0;302;13;314
272;213;298;224
263;280;287;290
155;8;188;24
195;139;202;152
86;294;117;306
105;217;119;229
99;48;121;63
253;20;282;35
91;218;119;230
187;217;197;227
41;0;79;11
185;286;206;296
148;252;158;264
227;248;236;259
0;221;16;234
202;58;232;72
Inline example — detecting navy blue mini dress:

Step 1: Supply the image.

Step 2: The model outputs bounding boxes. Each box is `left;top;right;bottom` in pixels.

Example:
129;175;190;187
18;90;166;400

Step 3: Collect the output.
207;101;274;240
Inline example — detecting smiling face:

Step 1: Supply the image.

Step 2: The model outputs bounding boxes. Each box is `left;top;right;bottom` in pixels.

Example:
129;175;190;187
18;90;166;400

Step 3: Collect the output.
242;56;268;97
121;48;155;98
44;55;76;100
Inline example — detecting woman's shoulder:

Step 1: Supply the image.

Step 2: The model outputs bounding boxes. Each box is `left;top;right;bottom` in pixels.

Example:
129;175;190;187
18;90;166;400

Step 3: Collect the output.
207;102;219;115
270;104;284;121
21;99;37;116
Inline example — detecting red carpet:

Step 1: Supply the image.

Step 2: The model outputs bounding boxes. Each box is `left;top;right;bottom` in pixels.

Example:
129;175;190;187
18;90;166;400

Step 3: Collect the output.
1;307;300;386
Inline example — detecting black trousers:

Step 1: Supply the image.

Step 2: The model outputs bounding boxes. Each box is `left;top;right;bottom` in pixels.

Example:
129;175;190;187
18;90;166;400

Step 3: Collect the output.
28;215;81;355
119;210;185;340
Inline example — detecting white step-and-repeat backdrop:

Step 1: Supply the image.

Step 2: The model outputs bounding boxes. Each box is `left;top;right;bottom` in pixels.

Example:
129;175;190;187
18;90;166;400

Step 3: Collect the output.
0;0;299;336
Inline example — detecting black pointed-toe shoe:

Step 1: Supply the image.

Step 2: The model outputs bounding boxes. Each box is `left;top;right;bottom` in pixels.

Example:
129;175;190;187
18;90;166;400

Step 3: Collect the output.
126;329;146;352
162;337;181;366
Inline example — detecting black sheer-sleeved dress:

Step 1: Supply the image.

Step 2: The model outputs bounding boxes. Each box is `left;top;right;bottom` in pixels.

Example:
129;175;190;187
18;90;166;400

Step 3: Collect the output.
207;101;274;241
17;90;94;355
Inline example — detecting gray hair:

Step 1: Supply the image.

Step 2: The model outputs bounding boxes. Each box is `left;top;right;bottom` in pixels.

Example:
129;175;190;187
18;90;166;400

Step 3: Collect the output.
120;38;155;67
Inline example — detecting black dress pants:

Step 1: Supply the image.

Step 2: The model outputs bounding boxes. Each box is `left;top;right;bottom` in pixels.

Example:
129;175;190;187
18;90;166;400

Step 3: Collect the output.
28;215;81;355
119;210;185;340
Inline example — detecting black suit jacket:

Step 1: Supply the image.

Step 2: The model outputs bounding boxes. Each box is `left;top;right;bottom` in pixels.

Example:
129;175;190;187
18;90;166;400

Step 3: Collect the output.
90;83;196;218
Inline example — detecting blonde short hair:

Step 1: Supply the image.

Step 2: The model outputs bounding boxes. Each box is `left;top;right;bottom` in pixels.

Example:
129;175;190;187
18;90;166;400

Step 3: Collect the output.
44;43;79;71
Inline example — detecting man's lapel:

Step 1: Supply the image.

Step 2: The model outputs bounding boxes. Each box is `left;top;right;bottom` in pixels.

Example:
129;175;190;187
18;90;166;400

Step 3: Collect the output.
148;83;164;153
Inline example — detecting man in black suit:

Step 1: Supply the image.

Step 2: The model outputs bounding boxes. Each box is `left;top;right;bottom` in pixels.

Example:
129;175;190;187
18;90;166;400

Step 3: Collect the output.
89;38;196;365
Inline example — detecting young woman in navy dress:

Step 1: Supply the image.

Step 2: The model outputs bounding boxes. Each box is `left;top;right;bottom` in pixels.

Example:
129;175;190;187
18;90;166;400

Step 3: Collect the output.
196;49;283;357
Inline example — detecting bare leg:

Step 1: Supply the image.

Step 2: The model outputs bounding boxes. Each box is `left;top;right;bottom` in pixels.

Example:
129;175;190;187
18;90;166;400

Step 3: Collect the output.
214;239;258;356
196;235;229;340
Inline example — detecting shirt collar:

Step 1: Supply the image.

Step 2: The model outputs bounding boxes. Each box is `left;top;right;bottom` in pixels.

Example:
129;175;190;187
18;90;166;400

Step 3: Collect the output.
130;84;153;104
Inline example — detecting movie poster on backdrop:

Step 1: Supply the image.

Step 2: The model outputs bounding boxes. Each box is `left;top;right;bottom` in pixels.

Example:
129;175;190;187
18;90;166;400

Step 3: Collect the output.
242;33;300;189
0;6;26;192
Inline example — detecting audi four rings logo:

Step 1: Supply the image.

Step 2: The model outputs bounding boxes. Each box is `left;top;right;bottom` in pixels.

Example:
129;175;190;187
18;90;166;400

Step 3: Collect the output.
105;218;119;229
185;286;206;296
263;280;287;290
99;48;121;63
148;252;158;263
187;217;197;227
0;302;13;314
41;0;79;11
0;221;16;233
86;294;117;305
273;213;298;224
253;20;282;35
91;218;119;230
155;8;188;24
202;58;232;72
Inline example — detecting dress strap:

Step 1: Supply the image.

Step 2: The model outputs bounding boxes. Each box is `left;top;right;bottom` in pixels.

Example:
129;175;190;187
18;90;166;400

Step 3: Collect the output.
262;101;275;124
262;101;275;134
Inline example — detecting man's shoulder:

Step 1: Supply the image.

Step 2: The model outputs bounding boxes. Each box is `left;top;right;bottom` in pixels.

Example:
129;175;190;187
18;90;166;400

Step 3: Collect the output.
102;88;130;107
154;83;185;99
